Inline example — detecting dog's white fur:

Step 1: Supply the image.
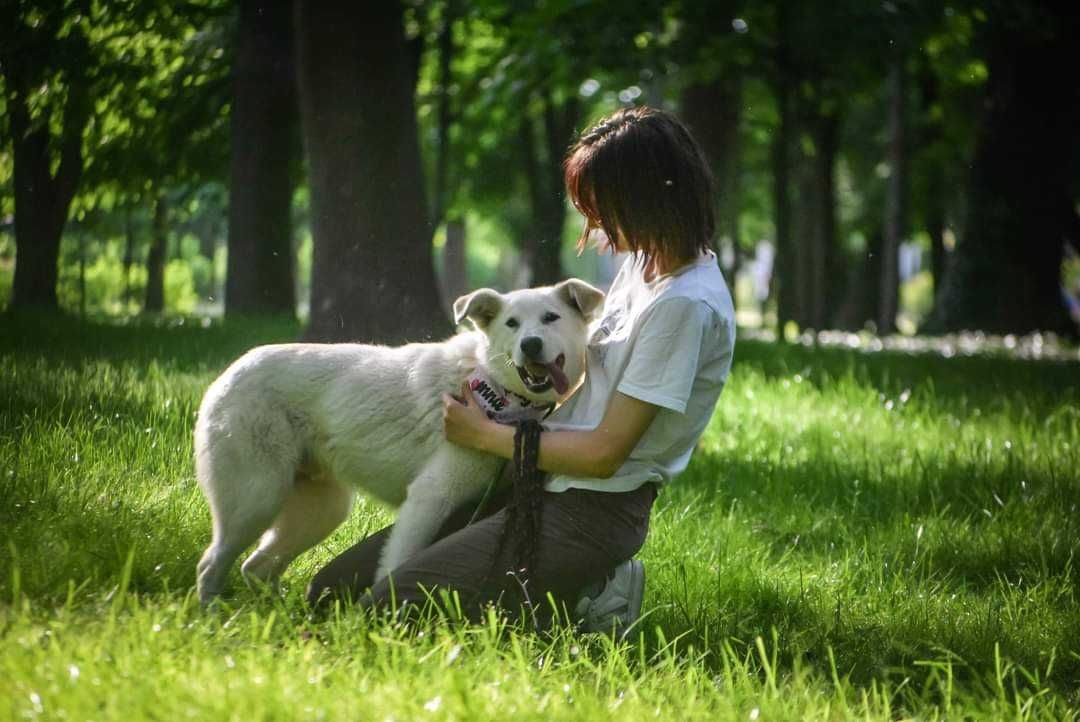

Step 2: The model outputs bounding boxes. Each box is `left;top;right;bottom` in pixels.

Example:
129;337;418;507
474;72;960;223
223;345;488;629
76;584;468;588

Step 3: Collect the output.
194;279;603;604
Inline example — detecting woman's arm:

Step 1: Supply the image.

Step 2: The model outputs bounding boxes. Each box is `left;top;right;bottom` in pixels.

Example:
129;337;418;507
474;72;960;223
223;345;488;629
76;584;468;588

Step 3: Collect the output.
442;385;660;479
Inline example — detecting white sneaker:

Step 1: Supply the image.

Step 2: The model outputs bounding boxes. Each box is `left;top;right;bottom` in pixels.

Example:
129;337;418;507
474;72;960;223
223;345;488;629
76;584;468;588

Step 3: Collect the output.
574;559;645;638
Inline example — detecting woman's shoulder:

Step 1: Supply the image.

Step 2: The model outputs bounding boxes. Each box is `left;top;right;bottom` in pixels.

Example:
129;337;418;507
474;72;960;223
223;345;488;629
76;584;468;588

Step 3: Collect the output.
655;261;734;325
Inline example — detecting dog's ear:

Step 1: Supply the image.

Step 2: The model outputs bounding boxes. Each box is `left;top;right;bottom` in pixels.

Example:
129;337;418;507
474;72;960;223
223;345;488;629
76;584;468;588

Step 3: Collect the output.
453;288;503;329
555;279;605;322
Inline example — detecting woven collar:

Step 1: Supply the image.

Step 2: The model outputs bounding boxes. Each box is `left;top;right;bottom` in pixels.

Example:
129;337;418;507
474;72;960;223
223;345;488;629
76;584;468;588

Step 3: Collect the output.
466;371;553;423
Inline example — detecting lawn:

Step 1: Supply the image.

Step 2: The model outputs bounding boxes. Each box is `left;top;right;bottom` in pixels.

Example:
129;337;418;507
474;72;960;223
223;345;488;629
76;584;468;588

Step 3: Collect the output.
2;313;1078;721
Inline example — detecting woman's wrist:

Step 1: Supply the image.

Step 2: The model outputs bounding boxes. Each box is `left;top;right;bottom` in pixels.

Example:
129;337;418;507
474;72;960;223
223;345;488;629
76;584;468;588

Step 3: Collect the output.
479;418;515;458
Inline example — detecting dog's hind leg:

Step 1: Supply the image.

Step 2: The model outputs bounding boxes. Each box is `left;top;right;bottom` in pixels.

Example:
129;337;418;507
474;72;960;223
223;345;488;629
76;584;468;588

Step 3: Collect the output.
195;415;298;605
241;474;355;589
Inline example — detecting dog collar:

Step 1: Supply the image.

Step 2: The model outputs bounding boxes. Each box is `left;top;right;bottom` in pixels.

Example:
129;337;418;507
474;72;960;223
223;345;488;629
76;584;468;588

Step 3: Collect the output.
466;371;553;423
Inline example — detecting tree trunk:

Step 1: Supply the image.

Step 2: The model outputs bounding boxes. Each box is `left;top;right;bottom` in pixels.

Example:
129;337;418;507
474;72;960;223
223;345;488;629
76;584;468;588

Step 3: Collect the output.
440;218;468;313
144;193;167;313
932;8;1077;335
225;0;298;318
6;57;90;311
816;112;840;328
835;229;883;332
432;0;456;228
926;184;947;306
792;149;816;328
771;74;794;338
681;73;743;291
916;63;949;310
517;95;578;288
879;60;907;335
296;1;450;343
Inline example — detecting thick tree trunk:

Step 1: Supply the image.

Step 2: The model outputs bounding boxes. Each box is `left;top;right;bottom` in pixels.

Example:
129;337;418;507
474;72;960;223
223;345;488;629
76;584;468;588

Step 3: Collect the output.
519;95;577;287
816;113;840;328
932;9;1077;335
926;186;947;305
916;64;949;310
431;0;456;228
439;218;468;313
144;193;167;313
681;73;743;288
771;75;794;338
296;1;450;343
768;1;796;339
835;229;883;332
793;114;837;333
225;0;297;318
792;153;816;328
879;60;907;335
6;66;89;310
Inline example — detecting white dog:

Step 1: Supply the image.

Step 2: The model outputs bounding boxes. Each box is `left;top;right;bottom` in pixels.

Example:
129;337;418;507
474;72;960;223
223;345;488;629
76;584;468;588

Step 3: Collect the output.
194;279;604;604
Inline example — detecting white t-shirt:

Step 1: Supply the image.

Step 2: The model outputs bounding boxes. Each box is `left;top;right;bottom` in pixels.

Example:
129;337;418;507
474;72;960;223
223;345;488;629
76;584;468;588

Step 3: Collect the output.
545;249;736;493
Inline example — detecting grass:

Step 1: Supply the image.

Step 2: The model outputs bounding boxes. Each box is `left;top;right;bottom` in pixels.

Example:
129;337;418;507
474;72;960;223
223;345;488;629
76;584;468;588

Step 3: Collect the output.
1;311;1078;721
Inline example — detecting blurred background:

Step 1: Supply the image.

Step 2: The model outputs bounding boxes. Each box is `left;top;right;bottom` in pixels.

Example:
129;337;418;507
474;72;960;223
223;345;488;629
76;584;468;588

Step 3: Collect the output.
1;0;1078;344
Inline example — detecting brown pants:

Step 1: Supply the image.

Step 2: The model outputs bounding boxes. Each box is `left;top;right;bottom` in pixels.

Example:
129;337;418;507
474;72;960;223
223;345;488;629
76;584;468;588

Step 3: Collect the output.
306;480;656;622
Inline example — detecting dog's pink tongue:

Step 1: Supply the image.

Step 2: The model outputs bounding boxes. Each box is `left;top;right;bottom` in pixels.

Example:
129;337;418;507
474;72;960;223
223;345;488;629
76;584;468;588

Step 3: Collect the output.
546;363;569;395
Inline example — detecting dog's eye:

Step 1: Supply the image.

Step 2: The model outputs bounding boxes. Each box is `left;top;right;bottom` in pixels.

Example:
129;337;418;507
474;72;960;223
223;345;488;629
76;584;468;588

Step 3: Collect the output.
505;318;519;329
541;312;560;324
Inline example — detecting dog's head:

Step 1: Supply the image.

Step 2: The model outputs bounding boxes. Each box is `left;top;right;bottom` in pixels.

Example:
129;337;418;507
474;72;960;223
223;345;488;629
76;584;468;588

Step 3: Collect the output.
453;279;605;403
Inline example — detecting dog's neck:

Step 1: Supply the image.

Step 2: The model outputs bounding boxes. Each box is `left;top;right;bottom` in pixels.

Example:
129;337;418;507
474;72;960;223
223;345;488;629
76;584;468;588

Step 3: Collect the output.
466;370;553;424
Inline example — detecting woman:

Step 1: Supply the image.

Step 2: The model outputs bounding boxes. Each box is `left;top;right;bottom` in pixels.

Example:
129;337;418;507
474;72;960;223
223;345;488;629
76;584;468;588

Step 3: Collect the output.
307;106;736;631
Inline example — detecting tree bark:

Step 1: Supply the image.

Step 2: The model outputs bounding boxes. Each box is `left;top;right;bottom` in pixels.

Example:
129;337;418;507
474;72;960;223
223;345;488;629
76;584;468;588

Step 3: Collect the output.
225;0;298;318
916;64;949;309
815;112;840;328
519;94;577;287
879;60;907;335
926;183;947;306
432;0;456;229
771;70;794;337
932;6;1078;335
439;218;468;312
4;35;90;311
792;149;816;328
296;1;450;343
681;73;743;287
835;229;883;332
144;193;167;313
793;113;838;333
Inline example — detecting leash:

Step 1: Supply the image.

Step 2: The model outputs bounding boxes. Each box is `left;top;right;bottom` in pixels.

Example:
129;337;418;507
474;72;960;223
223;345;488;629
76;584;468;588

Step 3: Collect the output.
505;418;545;575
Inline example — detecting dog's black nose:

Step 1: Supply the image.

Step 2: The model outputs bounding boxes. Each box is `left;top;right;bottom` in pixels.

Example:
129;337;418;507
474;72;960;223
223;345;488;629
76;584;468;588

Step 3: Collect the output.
520;336;543;359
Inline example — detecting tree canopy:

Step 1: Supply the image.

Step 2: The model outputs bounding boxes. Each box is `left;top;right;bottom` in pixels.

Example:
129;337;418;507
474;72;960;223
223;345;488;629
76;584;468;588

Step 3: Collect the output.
1;0;1077;339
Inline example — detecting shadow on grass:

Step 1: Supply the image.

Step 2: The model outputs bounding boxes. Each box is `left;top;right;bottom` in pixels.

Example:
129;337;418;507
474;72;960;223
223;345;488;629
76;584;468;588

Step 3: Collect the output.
1;310;302;373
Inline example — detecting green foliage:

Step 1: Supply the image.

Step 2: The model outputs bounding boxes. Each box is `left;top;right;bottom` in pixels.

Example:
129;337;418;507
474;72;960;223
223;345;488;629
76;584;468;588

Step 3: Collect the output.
1;318;1078;719
56;253;141;315
164;260;198;315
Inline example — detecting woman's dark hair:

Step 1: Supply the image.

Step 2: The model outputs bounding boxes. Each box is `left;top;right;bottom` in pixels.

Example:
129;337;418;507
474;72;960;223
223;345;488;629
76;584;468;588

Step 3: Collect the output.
564;106;716;264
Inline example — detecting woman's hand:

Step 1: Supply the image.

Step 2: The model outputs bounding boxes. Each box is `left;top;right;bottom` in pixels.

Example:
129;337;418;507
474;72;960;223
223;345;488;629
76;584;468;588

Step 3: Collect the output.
442;382;496;451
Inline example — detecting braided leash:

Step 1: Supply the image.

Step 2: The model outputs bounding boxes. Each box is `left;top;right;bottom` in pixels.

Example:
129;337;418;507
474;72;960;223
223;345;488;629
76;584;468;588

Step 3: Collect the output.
505;419;545;574
480;419;545;614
